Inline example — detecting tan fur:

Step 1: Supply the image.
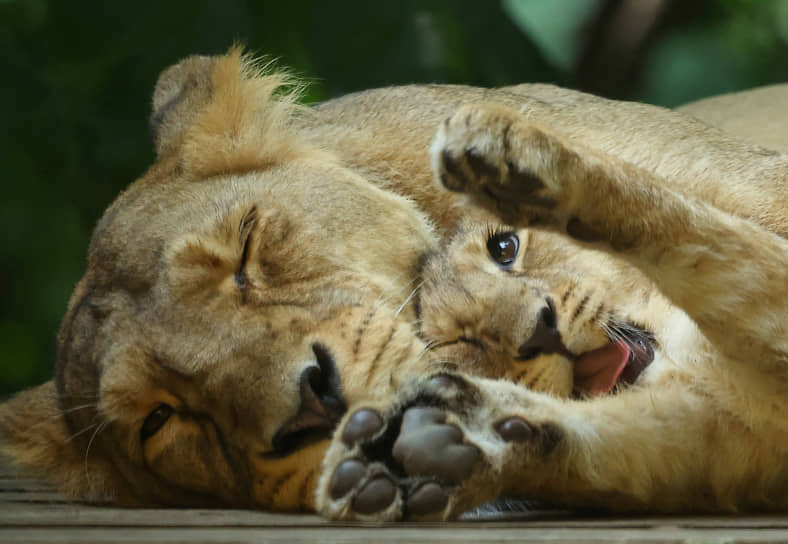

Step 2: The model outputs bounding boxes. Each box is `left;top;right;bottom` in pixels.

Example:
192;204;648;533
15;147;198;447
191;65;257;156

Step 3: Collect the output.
318;99;787;519
0;48;785;515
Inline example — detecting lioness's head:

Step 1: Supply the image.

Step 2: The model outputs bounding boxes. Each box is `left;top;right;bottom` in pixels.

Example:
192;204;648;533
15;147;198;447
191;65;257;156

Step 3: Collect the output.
0;49;437;509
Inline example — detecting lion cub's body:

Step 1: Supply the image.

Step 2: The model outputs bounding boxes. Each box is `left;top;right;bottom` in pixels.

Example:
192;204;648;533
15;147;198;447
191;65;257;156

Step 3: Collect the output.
0;50;785;516
316;87;787;518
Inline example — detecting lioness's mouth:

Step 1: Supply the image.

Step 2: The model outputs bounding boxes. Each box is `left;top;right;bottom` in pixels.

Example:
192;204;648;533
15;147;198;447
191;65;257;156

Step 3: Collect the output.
573;324;655;397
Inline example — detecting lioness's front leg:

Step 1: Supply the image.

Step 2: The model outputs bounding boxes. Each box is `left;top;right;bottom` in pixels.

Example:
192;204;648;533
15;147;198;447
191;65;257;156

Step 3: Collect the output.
317;371;777;520
433;103;788;369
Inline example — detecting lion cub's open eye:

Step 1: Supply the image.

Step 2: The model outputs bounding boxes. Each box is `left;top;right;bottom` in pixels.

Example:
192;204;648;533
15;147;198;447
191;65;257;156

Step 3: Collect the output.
487;230;519;267
141;404;174;441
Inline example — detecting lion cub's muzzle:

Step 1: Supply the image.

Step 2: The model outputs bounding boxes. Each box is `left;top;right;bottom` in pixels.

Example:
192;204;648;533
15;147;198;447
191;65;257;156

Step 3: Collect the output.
271;344;347;456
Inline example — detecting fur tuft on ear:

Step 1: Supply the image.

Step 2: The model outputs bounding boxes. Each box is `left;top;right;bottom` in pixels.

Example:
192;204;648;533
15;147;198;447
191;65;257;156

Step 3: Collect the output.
181;46;312;178
150;45;313;177
0;381;122;503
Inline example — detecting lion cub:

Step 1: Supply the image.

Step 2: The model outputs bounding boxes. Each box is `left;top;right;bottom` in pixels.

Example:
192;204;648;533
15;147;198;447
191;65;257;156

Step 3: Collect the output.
317;103;788;519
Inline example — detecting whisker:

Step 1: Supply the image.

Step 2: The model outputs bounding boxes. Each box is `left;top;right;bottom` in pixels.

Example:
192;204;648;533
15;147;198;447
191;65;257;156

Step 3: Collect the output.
84;420;108;482
394;282;423;319
370;275;422;312
58;393;99;400
18;404;100;433
597;314;655;359
66;422;100;444
60;403;99;415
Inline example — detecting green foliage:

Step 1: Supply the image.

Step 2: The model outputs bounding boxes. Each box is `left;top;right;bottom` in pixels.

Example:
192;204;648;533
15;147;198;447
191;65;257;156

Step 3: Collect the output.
638;0;788;106
0;0;785;396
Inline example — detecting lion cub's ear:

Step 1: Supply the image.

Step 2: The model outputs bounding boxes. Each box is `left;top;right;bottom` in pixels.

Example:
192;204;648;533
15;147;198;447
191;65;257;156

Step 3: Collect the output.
0;381;121;503
149;54;218;158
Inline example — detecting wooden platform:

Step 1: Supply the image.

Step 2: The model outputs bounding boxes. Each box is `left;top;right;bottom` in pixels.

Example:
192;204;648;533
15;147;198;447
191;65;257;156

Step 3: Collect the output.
2;468;786;543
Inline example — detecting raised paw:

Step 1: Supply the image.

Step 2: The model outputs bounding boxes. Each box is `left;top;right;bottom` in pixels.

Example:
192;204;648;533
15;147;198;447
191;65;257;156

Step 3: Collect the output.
316;373;566;521
430;103;575;227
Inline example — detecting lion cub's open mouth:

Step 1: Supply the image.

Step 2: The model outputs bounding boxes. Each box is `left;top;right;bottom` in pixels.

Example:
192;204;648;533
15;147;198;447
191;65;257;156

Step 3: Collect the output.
573;326;655;397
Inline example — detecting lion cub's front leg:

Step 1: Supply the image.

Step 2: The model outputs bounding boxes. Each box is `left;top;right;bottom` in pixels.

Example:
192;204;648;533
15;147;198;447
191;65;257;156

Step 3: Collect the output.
432;103;788;369
432;104;587;236
433;103;676;249
316;371;756;521
316;372;567;521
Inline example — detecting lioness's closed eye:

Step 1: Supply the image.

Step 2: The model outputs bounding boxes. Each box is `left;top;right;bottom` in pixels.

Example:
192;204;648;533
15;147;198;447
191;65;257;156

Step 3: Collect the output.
0;48;786;518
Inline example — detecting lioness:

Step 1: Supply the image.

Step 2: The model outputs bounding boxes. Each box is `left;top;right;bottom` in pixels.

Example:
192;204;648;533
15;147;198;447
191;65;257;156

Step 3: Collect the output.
0;48;785;518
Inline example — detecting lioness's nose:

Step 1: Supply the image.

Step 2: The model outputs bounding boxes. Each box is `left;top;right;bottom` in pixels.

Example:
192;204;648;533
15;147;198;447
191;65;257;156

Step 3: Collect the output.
270;344;347;455
301;344;346;419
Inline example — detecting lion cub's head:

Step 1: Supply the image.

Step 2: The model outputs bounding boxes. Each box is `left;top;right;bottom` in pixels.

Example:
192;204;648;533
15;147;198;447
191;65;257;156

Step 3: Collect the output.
418;222;667;399
0;49;437;510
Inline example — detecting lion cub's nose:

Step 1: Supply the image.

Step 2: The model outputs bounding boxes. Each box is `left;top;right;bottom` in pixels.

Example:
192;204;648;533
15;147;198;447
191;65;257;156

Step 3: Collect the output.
271;344;347;455
516;298;573;361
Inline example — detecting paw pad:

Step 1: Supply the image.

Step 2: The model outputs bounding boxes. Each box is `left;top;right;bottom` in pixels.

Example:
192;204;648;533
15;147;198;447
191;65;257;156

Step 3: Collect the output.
352;476;396;514
341;408;383;446
440;150;469;192
392;407;479;482
495;417;563;454
329;459;366;499
407;482;448;516
495;417;534;442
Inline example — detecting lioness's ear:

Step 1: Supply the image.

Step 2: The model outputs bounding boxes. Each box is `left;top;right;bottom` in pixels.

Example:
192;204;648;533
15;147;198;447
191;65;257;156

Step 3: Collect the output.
150;46;314;177
149;54;218;158
0;381;121;502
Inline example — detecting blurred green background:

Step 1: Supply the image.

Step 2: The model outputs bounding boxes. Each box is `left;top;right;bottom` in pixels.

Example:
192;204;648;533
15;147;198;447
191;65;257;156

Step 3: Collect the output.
1;0;786;396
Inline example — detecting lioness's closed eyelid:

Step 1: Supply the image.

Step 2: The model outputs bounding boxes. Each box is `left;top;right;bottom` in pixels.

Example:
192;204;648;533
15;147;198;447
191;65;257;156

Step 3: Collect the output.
235;206;258;288
235;232;251;289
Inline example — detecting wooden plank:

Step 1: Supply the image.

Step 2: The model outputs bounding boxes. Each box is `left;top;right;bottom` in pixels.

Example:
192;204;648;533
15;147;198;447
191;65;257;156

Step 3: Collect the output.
2;489;786;530
1;502;787;530
0;492;70;503
1;526;787;544
0;478;54;491
0;504;328;527
1;466;786;543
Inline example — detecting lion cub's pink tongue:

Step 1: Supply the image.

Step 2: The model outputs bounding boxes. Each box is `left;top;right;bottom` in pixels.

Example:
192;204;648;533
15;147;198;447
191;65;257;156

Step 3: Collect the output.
574;340;631;396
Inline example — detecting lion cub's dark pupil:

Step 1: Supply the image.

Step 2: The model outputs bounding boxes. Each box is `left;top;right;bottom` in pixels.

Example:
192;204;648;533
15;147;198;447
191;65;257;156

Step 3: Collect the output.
487;231;519;266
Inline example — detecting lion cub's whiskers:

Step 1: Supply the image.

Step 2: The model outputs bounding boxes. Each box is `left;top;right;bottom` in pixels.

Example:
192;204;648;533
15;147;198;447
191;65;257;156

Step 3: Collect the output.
394;282;423;319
